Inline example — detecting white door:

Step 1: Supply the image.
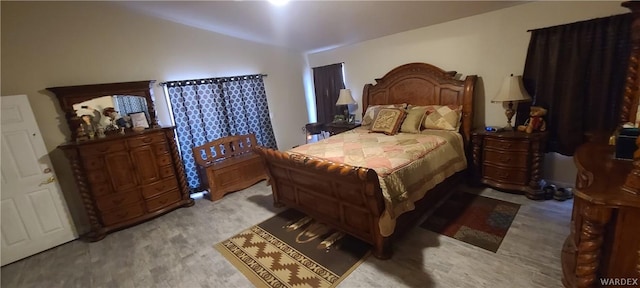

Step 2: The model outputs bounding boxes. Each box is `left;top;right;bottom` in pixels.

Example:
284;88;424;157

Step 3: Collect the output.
1;95;77;266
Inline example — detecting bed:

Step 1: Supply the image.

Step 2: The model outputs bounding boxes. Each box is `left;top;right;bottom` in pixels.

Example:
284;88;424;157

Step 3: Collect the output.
255;62;477;259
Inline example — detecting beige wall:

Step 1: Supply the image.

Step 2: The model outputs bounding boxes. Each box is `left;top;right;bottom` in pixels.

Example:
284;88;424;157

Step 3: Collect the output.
306;1;628;186
1;1;308;233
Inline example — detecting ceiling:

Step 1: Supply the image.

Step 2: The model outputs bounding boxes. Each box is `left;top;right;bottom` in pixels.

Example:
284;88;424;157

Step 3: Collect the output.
119;1;525;54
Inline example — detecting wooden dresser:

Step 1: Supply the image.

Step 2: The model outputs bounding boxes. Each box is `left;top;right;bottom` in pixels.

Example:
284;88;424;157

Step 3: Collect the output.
561;142;640;287
48;80;194;241
59;128;193;240
471;130;548;199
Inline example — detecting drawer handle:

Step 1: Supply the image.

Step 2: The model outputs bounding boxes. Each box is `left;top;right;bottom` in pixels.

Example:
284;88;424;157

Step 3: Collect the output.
142;137;153;143
112;198;125;205
499;155;511;162
497;171;509;179
159;198;169;205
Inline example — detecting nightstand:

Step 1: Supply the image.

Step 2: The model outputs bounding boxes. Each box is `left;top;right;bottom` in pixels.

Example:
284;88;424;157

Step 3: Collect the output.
471;129;548;200
324;122;361;136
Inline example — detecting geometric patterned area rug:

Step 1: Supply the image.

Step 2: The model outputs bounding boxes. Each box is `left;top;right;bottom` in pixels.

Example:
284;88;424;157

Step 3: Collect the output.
419;192;520;253
214;209;370;288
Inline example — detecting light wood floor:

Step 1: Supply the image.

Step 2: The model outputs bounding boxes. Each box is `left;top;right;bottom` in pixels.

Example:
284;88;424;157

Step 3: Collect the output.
1;182;572;288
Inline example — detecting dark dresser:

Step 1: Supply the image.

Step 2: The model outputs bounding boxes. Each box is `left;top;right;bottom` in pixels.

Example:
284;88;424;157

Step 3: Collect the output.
561;142;640;287
471;130;548;199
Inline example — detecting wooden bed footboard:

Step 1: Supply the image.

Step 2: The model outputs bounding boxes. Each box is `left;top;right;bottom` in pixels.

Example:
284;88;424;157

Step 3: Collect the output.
254;146;393;258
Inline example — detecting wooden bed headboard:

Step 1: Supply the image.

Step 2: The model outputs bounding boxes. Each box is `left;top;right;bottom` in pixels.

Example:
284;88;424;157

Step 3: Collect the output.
362;62;477;145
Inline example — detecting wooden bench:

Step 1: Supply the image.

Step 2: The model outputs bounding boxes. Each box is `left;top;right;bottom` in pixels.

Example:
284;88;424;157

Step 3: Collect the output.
192;134;268;201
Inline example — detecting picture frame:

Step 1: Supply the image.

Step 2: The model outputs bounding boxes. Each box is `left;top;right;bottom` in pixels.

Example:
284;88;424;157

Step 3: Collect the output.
129;111;149;129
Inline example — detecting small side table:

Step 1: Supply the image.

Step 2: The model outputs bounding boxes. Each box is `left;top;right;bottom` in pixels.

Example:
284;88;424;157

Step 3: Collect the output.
324;122;361;136
471;129;548;199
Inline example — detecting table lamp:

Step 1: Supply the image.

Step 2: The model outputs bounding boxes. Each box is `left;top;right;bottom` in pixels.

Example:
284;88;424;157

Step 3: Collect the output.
491;75;532;130
335;89;356;123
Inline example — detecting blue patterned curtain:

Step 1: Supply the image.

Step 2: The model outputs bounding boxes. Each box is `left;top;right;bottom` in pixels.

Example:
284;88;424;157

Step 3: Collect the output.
164;74;277;191
113;95;149;119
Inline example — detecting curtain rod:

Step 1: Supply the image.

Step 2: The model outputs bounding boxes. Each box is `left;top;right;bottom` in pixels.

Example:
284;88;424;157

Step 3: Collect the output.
160;73;267;87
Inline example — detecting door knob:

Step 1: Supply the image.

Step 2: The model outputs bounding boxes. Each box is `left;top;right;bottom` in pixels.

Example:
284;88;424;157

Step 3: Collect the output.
39;176;56;186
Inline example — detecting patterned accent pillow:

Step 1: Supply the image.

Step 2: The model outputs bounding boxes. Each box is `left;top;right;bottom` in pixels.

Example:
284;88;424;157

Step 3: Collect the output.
362;104;407;126
400;106;428;134
423;105;463;131
371;108;407;135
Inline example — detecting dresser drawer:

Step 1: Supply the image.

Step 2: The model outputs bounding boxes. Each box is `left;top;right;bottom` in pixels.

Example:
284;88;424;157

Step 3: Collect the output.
80;141;126;156
483;164;528;185
141;178;178;199
145;189;181;212
91;183;112;197
154;143;170;155
87;171;108;184
101;203;145;226
483;150;528;168
95;190;141;212
156;154;172;166
484;138;529;152
83;157;104;170
159;165;175;179
128;133;165;148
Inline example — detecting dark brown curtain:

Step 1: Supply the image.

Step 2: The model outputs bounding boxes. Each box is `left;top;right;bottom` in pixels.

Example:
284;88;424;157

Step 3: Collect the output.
515;13;632;156
312;63;345;124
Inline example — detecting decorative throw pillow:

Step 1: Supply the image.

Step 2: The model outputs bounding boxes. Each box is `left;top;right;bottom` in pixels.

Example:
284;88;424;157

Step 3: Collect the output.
362;104;407;126
422;105;462;131
371;108;407;135
400;106;428;134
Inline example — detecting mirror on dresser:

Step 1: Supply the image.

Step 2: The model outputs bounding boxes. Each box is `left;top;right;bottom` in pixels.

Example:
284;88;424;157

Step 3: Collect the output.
46;80;193;241
47;81;157;142
72;95;150;139
73;95;150;124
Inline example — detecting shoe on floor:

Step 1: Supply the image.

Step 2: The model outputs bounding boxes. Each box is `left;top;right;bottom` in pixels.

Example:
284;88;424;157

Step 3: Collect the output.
554;187;573;201
543;184;556;200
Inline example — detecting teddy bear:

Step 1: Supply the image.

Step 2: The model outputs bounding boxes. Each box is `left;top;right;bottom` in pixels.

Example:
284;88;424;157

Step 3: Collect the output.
517;106;547;134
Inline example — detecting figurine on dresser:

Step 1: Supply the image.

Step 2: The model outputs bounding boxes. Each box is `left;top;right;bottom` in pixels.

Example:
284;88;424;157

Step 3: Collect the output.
79;106;102;139
102;107;131;132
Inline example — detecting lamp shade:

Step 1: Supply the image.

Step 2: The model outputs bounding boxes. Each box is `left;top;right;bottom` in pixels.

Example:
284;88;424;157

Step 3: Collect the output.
335;89;356;105
491;75;532;103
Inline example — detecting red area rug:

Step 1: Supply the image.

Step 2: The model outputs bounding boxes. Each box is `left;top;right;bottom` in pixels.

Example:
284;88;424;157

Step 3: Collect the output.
420;192;520;252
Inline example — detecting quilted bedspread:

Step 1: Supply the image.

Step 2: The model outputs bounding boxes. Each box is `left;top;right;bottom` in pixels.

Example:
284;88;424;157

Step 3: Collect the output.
289;127;467;236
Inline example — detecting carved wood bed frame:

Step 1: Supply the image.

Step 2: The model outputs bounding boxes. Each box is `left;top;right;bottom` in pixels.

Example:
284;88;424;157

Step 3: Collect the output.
255;63;477;259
